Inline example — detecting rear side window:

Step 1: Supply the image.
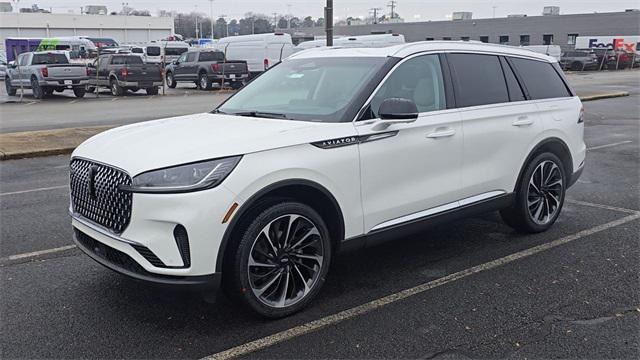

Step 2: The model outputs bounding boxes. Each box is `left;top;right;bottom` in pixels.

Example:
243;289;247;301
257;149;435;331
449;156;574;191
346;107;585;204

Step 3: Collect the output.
165;47;188;56
186;52;197;62
111;56;124;65
499;57;526;102
448;53;509;107
124;56;143;65
198;51;225;62
509;57;571;99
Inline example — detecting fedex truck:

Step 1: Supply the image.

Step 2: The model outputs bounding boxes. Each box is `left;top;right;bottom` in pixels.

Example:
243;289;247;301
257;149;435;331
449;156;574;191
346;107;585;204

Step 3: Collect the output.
575;36;639;52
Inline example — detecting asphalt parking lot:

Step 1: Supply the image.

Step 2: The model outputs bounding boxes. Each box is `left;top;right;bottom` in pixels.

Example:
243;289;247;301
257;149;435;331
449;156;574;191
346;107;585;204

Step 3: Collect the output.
1;75;639;358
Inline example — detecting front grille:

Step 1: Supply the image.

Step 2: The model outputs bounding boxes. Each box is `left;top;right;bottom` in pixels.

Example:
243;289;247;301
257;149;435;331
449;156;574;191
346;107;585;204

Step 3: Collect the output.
70;159;133;234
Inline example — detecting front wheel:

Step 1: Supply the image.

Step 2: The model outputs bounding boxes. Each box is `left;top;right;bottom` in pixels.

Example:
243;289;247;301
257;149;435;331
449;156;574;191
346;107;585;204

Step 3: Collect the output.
501;152;566;233
5;77;16;96
227;201;332;318
166;72;177;88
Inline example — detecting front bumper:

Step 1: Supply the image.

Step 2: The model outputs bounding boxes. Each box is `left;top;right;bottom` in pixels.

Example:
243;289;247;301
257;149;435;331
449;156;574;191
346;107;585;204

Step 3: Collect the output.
73;228;221;290
70;182;238;283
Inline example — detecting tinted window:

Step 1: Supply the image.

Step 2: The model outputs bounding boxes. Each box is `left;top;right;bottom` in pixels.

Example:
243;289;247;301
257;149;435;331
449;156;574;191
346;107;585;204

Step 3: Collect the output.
124;56;143;65
499;57;526;102
186;52;197;62
146;46;161;56
111;56;125;65
449;53;508;107
509;57;571;99
165;47;188;56
32;53;69;65
369;54;446;118
198;51;225;62
131;48;143;54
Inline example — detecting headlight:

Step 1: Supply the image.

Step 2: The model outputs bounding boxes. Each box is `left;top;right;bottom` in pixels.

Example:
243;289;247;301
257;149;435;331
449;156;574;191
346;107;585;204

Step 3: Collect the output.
124;156;242;193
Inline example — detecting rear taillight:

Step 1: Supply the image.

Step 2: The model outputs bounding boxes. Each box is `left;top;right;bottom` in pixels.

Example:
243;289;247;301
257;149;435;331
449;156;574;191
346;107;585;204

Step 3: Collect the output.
578;106;584;123
264;58;269;70
86;67;91;76
211;63;220;72
120;67;128;78
41;68;48;77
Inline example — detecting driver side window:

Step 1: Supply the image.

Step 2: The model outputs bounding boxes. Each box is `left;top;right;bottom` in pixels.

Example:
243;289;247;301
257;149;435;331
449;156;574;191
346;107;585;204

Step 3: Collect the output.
177;53;188;63
365;54;446;119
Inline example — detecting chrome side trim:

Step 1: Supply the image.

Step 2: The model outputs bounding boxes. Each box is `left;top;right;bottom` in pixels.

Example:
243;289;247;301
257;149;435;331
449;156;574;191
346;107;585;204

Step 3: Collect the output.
69;210;142;246
370;190;507;232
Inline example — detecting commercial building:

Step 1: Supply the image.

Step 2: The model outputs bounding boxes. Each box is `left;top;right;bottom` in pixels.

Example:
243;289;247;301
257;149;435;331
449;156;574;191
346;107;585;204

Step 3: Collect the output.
0;12;174;48
287;11;640;51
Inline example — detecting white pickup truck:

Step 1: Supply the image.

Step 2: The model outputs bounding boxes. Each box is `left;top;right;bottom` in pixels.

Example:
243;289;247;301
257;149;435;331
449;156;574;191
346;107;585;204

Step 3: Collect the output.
4;51;89;99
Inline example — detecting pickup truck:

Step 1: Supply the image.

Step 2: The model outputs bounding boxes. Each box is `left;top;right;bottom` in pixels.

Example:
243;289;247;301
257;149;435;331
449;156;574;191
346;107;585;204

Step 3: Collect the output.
4;51;89;99
86;54;163;96
164;49;249;90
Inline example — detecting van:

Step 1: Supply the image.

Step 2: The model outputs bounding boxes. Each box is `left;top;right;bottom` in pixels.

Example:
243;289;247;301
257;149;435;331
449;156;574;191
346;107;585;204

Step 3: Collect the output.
216;33;294;76
154;40;190;64
143;44;162;64
294;33;406;53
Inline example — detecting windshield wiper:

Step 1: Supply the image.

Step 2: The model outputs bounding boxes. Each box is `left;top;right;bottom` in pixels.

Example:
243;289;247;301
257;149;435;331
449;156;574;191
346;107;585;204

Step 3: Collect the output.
232;111;288;119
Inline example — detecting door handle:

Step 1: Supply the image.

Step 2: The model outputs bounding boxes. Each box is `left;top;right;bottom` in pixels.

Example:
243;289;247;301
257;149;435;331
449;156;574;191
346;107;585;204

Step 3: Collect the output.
426;128;456;138
512;116;533;127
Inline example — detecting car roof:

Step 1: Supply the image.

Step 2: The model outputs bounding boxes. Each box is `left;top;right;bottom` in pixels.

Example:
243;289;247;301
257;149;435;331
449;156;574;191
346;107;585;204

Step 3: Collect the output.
289;41;557;63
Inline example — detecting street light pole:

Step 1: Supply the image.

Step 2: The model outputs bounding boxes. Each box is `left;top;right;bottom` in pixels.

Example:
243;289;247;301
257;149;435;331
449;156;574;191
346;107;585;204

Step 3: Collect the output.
325;0;333;46
209;0;214;39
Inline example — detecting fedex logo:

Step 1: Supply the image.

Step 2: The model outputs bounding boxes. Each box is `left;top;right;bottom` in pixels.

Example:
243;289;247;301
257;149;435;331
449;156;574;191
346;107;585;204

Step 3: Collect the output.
588;38;637;52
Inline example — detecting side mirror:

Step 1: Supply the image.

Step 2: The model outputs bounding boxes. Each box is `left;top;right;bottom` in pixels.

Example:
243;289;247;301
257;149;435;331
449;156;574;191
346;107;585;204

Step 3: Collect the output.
374;98;418;130
173;60;179;65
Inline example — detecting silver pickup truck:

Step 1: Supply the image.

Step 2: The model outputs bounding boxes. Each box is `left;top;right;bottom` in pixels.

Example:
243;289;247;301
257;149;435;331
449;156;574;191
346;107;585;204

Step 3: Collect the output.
4;51;89;99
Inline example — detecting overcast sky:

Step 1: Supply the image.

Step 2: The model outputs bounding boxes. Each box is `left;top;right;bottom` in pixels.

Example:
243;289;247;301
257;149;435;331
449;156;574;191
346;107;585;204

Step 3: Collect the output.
22;0;640;20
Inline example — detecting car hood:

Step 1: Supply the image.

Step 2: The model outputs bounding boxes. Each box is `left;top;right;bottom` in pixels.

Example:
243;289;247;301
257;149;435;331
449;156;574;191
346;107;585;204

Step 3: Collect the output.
73;113;354;175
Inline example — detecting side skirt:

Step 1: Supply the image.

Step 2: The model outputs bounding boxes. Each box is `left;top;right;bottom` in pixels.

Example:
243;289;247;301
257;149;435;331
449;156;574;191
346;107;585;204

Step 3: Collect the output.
339;193;515;253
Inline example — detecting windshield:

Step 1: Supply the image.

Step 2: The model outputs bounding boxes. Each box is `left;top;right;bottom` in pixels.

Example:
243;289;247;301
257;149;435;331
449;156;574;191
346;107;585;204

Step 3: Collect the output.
217;57;387;122
32;53;69;65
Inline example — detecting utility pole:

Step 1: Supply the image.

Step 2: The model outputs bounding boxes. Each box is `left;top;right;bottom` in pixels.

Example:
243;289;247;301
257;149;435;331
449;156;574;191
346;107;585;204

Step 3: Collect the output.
195;5;199;38
492;5;497;18
387;1;397;19
273;12;278;30
209;0;214;39
325;0;333;46
370;7;382;24
287;4;292;29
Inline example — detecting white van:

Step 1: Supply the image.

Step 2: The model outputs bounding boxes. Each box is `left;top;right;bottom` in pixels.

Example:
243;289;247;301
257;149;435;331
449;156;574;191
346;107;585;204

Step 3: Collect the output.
522;45;562;61
153;40;190;64
294;33;405;52
216;33;294;76
143;44;162;64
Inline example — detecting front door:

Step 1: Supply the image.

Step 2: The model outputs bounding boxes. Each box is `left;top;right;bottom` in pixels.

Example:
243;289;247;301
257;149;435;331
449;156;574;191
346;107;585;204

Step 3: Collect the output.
356;54;464;233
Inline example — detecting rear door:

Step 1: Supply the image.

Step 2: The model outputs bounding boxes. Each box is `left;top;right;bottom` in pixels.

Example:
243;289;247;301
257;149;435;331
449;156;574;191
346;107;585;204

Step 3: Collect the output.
447;52;543;199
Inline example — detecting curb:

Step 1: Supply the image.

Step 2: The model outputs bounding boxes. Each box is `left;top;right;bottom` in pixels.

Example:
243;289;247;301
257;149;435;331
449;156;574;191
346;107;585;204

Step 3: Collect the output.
579;91;629;102
0;147;77;161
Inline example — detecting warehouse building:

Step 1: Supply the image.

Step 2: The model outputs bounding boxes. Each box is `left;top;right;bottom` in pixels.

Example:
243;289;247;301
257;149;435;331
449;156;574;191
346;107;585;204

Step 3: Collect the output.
0;12;174;48
287;10;640;51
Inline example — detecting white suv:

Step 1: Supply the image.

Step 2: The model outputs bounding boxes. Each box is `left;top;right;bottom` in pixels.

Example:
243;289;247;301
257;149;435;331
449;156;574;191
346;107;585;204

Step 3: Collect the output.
69;42;585;317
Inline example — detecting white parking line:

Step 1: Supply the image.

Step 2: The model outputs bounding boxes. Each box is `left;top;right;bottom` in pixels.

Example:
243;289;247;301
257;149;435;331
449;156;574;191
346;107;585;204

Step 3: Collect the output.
204;212;640;360
566;198;639;214
0;185;68;197
588;140;633;151
1;245;77;262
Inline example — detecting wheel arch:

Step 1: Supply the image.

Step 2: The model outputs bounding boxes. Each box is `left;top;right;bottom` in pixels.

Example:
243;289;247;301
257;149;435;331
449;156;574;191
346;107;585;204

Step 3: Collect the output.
216;179;345;273
513;137;574;193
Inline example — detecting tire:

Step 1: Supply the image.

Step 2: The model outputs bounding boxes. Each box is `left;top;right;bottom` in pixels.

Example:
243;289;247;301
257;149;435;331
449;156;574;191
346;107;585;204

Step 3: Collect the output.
110;78;123;96
166;71;177;88
145;87;158;95
198;72;211;90
73;86;86;98
31;77;44;99
5;77;16;96
571;61;583;71
226;201;332;318
500;152;567;233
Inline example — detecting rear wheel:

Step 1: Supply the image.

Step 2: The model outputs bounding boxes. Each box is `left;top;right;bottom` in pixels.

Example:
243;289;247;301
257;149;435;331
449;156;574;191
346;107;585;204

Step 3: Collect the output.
226;201;332;318
110;78;123;96
501;152;566;233
5;77;16;96
145;87;159;95
31;77;44;99
73;86;86;98
166;71;176;88
198;72;211;90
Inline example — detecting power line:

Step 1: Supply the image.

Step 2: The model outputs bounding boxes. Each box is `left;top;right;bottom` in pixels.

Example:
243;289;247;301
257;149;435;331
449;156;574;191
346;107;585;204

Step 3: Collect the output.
369;7;382;24
387;1;397;19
